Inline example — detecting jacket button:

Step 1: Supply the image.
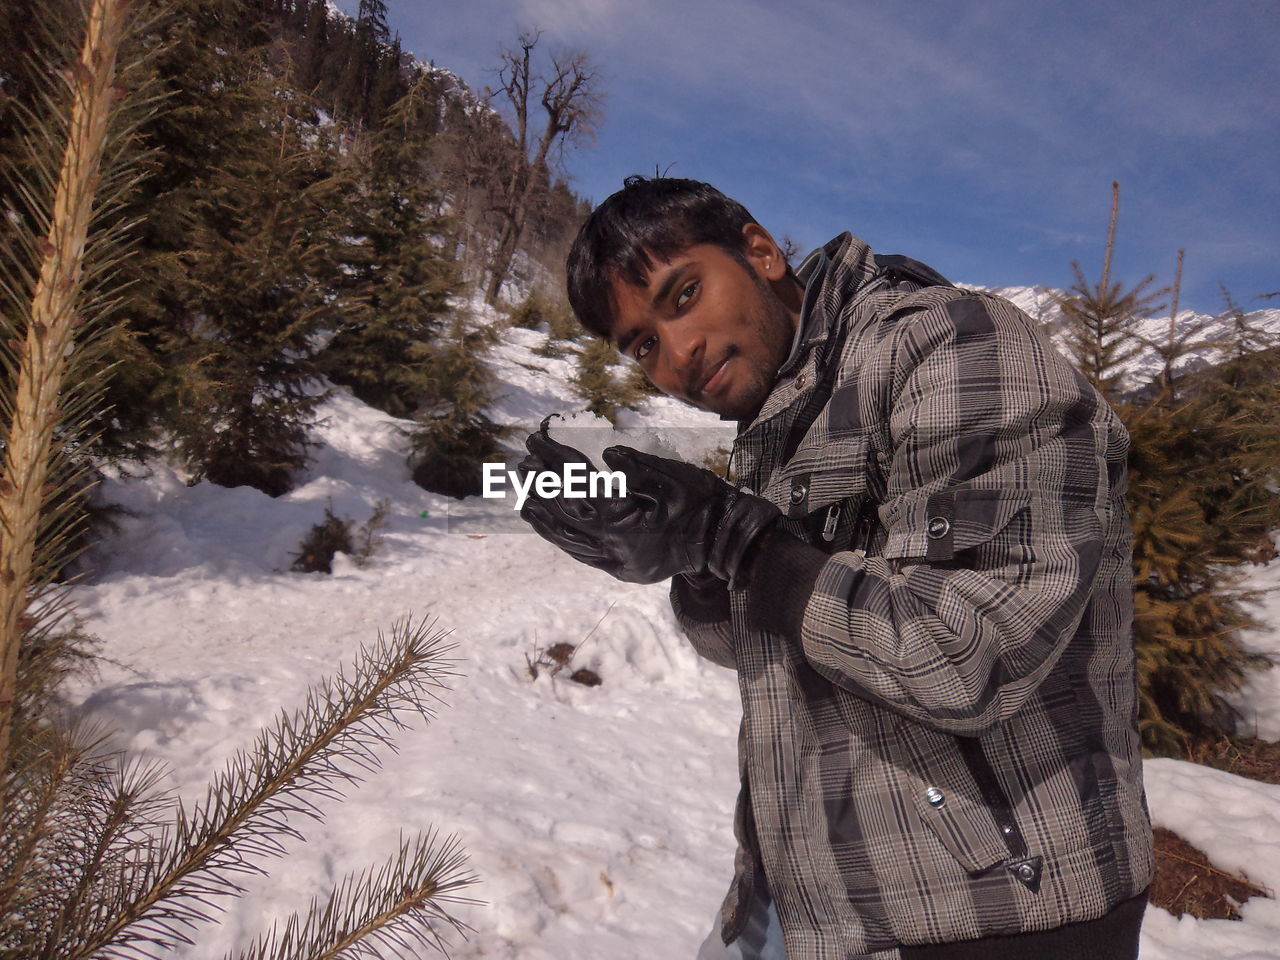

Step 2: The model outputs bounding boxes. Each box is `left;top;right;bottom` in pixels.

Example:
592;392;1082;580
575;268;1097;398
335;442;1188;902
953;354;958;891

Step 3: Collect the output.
1015;862;1036;882
795;372;807;389
790;480;808;503
926;516;951;539
925;787;945;807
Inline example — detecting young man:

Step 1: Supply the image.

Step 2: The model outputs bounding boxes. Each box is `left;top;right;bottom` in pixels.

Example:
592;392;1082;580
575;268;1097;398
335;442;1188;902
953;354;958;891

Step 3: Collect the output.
517;176;1153;960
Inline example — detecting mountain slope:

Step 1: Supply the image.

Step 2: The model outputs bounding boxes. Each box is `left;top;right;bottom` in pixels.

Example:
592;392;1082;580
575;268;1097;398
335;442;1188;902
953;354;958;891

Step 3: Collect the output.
64;292;1280;959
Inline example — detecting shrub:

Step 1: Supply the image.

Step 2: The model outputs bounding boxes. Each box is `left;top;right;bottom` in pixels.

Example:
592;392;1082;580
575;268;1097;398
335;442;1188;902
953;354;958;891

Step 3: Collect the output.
508;288;552;330
699;444;737;482
292;500;393;574
546;298;583;343
570;337;646;425
292;505;354;574
351;498;392;567
625;362;667;399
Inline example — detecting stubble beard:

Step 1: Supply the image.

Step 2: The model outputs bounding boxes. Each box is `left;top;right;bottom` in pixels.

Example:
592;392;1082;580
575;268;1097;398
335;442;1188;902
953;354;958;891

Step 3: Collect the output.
719;278;797;424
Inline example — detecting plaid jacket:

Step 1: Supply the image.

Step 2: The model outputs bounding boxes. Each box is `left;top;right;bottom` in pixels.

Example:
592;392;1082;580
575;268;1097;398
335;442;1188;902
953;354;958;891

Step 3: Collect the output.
669;232;1154;959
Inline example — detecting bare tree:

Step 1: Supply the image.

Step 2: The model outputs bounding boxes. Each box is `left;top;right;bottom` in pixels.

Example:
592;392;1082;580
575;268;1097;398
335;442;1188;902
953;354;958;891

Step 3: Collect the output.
482;31;600;306
778;233;804;267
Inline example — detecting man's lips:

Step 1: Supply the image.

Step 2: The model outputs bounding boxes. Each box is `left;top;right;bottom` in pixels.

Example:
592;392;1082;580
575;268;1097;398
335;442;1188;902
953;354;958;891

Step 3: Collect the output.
696;356;731;396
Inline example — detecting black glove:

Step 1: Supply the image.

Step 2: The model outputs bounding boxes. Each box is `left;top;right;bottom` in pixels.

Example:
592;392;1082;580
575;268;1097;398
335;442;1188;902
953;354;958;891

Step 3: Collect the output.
517;418;780;586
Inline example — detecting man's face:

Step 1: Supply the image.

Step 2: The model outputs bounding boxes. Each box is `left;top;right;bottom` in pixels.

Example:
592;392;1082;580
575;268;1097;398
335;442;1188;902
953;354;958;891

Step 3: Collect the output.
608;227;800;423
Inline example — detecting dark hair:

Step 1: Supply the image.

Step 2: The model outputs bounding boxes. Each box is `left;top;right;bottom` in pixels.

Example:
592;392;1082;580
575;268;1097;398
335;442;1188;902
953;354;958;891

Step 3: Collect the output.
566;175;759;340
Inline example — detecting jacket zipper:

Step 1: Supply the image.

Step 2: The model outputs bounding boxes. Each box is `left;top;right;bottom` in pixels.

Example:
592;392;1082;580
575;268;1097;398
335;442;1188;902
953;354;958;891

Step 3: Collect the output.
728;272;892;489
821;503;841;542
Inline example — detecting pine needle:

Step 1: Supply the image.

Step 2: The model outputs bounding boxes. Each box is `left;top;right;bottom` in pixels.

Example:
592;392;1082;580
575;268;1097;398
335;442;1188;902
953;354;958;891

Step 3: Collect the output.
63;617;461;960
227;830;479;960
0;0;134;802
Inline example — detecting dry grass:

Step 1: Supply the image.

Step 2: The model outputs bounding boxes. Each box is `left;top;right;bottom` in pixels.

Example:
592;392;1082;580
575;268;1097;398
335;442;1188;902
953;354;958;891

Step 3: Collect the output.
1183;734;1280;785
1150;827;1271;920
1148;730;1280;920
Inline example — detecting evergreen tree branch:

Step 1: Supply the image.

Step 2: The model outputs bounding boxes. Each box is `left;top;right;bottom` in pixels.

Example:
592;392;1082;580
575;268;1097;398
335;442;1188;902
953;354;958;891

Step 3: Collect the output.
1100;179;1119;295
64;618;460;960
32;751;173;960
3;7;480;957
227;830;478;960
0;0;131;803
0;721;82;932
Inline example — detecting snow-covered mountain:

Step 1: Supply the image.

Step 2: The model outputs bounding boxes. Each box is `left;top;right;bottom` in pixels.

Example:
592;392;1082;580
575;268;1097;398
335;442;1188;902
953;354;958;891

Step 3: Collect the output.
969;282;1280;385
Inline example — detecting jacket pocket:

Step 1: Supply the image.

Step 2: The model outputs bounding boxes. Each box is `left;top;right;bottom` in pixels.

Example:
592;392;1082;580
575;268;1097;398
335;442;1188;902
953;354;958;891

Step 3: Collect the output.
895;727;1012;873
881;487;1031;561
761;434;869;519
912;777;1012;874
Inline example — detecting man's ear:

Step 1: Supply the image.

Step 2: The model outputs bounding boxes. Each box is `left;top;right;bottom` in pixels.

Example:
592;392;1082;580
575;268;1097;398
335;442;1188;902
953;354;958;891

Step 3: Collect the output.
741;223;785;282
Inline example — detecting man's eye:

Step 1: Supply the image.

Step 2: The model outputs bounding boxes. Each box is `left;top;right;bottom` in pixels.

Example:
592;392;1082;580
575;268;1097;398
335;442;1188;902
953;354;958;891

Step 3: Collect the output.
676;281;699;308
634;335;657;361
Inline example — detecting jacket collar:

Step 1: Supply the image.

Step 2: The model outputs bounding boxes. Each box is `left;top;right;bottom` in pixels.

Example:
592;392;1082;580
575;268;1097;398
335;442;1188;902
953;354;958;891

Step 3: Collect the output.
775;232;880;380
725;232;882;434
720;232;882;426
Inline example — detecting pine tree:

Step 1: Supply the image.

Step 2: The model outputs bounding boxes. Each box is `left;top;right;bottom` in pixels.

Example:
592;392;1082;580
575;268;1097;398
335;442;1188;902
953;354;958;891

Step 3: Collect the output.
357;0;389;43
1055;184;1276;753
298;0;331;95
406;313;512;498
1133;250;1213;397
1192;289;1280;563
369;33;408;116
1125;397;1267;750
570;336;646;425
75;0;282;463
321;76;458;419
174;75;351;497
289;0;312;36
335;0;391;128
1053;182;1164;404
507;288;552;330
1;7;475;954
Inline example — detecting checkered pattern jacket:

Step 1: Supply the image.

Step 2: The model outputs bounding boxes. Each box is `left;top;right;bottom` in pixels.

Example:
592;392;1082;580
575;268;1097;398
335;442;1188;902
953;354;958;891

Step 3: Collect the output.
669;232;1154;959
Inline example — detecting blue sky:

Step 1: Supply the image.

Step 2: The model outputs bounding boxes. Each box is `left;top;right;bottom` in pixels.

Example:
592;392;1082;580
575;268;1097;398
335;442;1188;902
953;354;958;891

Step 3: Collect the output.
337;0;1278;314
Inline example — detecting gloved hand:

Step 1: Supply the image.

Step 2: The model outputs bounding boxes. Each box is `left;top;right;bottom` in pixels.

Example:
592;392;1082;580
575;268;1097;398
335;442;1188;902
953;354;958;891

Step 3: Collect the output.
517;417;780;586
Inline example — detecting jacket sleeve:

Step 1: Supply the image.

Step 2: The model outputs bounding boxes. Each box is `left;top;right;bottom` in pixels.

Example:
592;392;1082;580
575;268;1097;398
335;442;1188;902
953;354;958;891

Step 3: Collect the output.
669;571;737;670
740;293;1119;735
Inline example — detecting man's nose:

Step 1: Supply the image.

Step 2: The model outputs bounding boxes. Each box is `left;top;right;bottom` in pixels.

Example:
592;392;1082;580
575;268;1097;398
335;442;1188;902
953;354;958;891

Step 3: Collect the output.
665;323;706;379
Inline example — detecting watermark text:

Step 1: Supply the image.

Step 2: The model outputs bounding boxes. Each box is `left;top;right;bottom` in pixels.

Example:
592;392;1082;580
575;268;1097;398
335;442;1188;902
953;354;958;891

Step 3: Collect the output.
482;462;627;510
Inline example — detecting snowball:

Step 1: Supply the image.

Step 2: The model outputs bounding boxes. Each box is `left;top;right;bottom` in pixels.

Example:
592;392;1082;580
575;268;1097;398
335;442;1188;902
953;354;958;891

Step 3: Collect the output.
540;410;691;468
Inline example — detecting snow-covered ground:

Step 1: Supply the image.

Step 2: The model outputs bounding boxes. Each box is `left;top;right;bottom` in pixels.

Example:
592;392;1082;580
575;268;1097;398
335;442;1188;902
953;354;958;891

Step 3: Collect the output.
66;298;1280;958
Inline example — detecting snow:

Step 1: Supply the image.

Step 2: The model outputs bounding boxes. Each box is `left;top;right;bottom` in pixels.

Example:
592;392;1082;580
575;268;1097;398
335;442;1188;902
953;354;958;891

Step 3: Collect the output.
64;295;1280;958
1230;545;1280;742
1141;760;1280;960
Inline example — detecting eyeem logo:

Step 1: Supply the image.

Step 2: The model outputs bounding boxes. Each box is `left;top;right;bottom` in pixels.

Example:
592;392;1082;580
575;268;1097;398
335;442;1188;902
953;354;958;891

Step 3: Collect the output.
482;463;627;510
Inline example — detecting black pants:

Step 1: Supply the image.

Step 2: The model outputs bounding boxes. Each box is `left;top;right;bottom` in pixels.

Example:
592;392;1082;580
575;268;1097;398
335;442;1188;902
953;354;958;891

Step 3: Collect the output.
898;889;1148;960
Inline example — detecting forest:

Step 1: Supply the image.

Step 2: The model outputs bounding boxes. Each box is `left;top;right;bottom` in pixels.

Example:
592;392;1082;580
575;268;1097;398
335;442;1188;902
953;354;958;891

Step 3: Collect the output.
0;0;597;497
